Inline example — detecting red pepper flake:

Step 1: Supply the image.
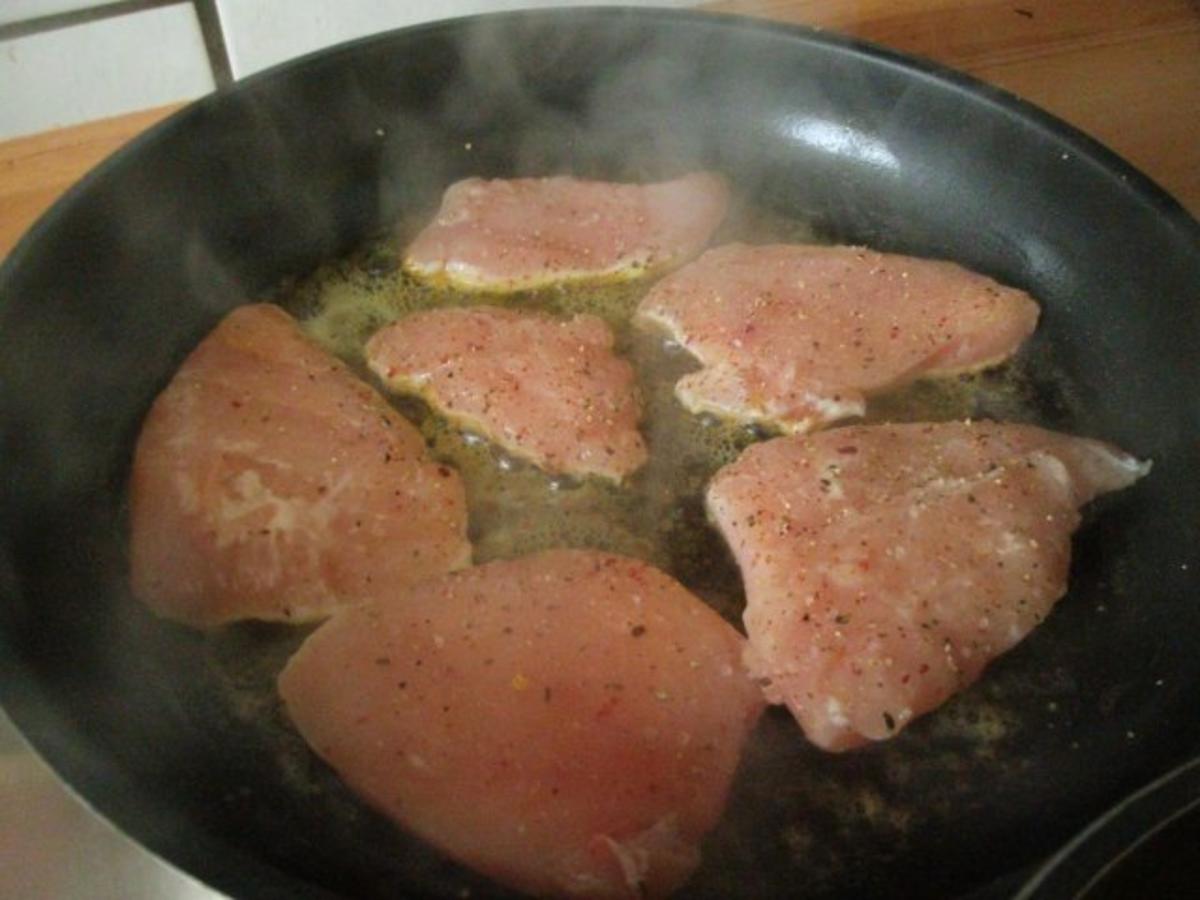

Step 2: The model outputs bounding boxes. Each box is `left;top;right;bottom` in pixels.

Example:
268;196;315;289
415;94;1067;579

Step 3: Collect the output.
837;445;858;455
595;695;620;719
631;625;647;637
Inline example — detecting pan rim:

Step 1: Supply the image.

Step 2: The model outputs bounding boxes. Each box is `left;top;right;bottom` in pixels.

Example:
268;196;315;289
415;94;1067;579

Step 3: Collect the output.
1016;754;1200;899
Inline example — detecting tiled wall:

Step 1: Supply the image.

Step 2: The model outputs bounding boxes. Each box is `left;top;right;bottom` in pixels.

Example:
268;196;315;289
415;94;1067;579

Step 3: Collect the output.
0;0;700;141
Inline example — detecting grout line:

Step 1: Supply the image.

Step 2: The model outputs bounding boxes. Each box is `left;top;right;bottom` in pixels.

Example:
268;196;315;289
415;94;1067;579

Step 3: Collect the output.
192;0;234;86
0;0;186;42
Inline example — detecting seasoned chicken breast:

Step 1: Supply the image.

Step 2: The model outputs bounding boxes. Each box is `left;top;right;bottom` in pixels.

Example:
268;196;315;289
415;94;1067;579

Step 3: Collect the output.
367;307;647;482
637;244;1040;433
279;549;764;899
404;173;729;291
706;422;1148;751
129;304;470;627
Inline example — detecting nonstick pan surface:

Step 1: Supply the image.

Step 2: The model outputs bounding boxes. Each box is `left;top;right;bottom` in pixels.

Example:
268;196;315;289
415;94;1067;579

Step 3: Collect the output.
1;9;1198;900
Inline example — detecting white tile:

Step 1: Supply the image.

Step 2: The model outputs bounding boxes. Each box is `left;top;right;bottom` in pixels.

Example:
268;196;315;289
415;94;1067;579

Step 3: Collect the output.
0;5;215;139
216;0;700;78
0;0;112;28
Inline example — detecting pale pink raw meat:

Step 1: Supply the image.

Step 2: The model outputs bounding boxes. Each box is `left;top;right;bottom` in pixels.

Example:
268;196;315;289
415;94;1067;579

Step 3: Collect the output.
278;549;764;899
129;304;471;627
366;307;647;482
706;421;1148;751
403;173;729;291
636;244;1041;433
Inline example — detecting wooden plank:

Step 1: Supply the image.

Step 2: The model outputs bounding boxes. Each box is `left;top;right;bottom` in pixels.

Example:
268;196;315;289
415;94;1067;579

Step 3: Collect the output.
703;0;1200;214
703;0;1195;60
975;27;1200;210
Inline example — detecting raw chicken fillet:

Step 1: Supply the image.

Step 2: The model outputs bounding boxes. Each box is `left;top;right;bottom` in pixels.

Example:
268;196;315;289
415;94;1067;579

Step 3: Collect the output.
129;304;470;627
404;173;729;291
279;549;764;899
637;244;1040;433
706;421;1148;751
367;307;647;482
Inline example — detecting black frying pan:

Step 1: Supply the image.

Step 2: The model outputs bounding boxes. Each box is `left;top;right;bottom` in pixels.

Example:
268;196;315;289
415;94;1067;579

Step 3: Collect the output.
1;9;1197;900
